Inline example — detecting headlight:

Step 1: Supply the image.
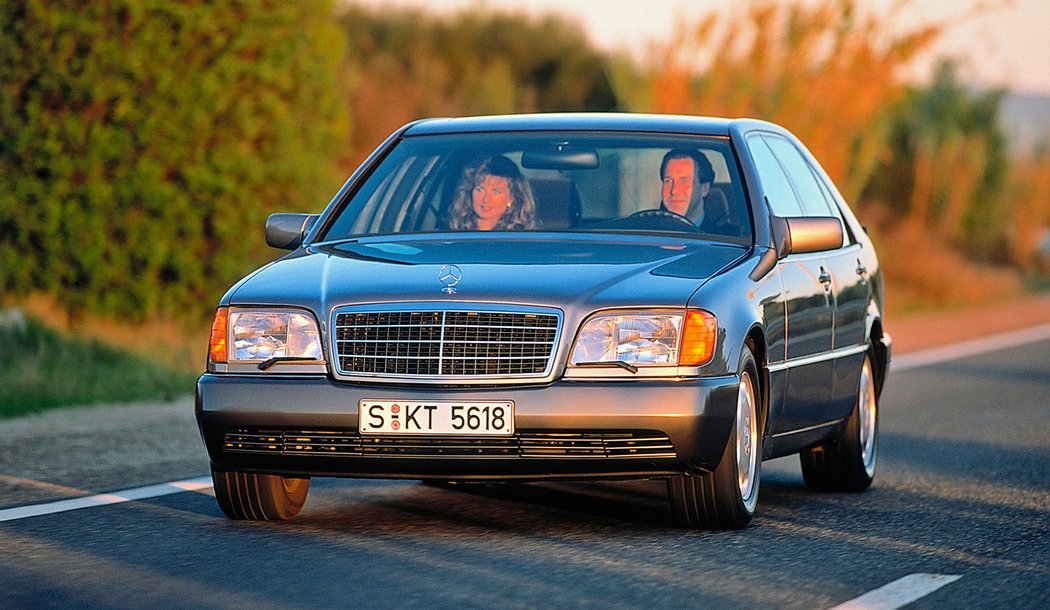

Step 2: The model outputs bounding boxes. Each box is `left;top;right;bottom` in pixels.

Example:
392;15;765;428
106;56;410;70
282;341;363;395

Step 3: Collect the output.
569;310;716;368
209;307;323;364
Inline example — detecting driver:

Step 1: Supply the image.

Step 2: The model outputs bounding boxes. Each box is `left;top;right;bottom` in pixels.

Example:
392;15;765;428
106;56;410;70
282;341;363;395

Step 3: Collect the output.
659;148;714;225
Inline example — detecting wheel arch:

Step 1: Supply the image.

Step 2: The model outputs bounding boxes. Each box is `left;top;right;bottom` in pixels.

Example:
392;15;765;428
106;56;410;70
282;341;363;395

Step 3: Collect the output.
868;317;888;398
744;324;770;438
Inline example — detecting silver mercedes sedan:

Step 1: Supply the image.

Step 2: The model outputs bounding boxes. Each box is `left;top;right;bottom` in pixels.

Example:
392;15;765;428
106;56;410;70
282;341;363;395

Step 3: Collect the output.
196;113;891;529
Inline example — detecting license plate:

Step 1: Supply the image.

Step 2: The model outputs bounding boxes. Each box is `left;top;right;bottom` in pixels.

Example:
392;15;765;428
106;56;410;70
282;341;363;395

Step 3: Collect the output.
359;400;514;436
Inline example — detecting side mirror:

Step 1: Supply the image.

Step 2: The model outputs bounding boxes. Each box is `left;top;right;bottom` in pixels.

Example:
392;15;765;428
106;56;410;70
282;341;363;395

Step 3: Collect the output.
772;216;844;258
265;213;319;250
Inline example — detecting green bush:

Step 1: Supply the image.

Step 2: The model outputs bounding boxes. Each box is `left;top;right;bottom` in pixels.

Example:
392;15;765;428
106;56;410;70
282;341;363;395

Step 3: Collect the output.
0;0;349;322
0;314;199;418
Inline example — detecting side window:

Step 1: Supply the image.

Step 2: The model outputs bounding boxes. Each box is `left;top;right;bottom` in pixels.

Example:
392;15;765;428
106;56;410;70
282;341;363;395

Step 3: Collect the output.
764;135;835;217
813;168;858;244
746;134;803;217
765;134;847;249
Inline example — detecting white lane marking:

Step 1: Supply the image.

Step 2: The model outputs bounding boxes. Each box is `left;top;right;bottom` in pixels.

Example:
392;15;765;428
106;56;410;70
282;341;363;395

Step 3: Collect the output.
893;322;1050;372
0;476;212;523
829;573;962;610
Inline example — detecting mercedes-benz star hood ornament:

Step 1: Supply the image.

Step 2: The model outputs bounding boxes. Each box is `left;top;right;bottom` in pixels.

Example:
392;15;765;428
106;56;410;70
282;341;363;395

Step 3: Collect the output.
438;264;462;294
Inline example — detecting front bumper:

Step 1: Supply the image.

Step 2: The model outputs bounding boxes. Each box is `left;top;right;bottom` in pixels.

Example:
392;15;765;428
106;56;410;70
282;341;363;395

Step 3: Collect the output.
195;373;739;481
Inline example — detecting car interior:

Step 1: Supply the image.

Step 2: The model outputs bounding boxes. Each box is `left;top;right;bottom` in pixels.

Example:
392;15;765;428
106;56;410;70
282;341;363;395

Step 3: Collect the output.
321;135;752;243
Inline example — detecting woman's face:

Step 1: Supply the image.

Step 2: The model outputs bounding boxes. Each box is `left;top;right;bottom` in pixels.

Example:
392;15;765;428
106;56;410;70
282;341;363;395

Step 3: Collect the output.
471;174;512;230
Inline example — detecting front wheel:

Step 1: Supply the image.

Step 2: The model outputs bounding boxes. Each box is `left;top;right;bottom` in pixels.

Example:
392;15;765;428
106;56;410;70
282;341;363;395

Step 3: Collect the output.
211;467;310;520
800;352;878;491
668;346;761;529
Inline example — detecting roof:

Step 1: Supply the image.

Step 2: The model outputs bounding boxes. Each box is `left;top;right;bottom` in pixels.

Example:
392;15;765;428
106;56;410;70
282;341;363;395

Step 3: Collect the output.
403;112;745;137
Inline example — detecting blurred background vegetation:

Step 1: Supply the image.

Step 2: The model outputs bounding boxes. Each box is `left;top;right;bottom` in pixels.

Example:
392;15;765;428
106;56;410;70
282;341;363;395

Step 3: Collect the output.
2;0;1049;412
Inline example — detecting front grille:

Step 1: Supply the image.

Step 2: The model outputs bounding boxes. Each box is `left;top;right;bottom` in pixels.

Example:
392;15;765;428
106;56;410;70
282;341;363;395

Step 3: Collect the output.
333;308;559;378
223;429;676;459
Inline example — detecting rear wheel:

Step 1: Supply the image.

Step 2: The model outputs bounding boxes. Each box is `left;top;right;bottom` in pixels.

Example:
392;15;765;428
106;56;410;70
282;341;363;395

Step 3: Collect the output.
668;346;761;529
800;352;878;491
211;467;310;520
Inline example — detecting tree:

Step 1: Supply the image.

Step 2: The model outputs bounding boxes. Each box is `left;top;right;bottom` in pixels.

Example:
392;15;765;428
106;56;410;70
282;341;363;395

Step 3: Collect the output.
0;0;349;321
867;60;1009;261
339;5;620;167
624;0;941;204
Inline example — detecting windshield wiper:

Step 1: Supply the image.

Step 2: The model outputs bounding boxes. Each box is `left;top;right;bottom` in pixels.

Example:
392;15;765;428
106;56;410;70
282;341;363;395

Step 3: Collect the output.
316;241;419;265
258;356;319;371
573;360;639;374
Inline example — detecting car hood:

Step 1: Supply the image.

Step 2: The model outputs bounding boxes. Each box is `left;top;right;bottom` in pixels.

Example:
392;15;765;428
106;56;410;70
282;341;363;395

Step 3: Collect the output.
227;235;747;315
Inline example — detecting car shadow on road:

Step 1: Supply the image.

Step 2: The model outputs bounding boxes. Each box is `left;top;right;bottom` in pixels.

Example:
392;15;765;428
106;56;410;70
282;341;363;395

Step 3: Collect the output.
283;428;1049;545
294;477;680;535
293;469;826;537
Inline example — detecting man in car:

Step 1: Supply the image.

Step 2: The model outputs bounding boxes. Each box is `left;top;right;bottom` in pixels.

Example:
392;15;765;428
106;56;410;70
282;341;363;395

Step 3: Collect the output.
660;148;714;225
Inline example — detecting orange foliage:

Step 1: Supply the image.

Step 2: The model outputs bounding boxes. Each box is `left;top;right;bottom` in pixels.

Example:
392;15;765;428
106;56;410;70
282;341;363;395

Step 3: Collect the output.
636;0;1050;304
873;222;1024;314
907;134;988;240
1007;153;1050;268
641;0;941;202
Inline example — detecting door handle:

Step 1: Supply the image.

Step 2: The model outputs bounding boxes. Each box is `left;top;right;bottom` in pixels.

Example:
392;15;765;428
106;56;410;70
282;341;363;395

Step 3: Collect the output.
818;267;832;291
856;259;868;285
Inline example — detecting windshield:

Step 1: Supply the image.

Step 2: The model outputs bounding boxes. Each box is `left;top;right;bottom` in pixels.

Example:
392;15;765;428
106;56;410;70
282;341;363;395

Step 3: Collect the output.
319;132;752;243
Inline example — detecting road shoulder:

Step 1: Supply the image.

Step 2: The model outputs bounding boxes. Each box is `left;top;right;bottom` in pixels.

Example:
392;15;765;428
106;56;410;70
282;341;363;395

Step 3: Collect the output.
887;292;1050;354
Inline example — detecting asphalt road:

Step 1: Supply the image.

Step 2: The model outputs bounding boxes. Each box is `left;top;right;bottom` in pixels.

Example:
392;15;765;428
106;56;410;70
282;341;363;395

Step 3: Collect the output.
1;337;1048;609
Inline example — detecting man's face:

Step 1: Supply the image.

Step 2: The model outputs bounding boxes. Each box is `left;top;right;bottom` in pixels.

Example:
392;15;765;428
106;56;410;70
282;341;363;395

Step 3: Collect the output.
662;157;709;216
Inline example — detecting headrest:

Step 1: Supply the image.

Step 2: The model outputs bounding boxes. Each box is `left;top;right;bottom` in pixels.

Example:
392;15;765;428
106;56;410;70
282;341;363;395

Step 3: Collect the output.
529;178;580;229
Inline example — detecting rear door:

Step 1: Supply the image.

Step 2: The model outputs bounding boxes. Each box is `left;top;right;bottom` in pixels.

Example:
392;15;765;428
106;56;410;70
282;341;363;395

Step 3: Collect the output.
746;134;834;434
764;134;869;423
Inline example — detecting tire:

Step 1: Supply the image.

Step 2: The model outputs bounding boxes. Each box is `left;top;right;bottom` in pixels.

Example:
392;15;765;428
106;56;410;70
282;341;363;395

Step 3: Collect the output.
211;467;310;521
800;352;878;492
668;346;761;529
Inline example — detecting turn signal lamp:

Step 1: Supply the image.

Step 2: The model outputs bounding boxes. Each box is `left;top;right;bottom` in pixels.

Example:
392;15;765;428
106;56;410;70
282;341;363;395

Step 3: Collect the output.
680;310;717;366
209;307;229;363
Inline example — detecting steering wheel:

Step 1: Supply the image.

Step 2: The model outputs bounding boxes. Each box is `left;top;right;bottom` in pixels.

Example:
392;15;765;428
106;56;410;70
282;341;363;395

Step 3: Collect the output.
625;209;700;230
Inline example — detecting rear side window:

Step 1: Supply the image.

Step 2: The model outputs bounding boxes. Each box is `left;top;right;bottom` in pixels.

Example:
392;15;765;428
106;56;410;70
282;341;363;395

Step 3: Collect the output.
763;134;852;246
764;135;837;217
746;134;803;217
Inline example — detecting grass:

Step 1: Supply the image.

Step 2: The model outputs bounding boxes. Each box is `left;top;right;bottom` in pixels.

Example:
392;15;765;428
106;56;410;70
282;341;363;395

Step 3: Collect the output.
0;315;200;419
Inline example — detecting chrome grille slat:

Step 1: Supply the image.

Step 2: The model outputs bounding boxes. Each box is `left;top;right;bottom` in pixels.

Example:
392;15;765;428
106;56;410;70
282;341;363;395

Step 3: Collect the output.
332;354;552;360
333;307;560;378
223;429;676;459
336;339;553;344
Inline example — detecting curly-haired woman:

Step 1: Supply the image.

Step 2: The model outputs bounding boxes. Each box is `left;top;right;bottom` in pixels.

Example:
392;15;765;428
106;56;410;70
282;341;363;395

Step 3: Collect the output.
447;156;537;230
